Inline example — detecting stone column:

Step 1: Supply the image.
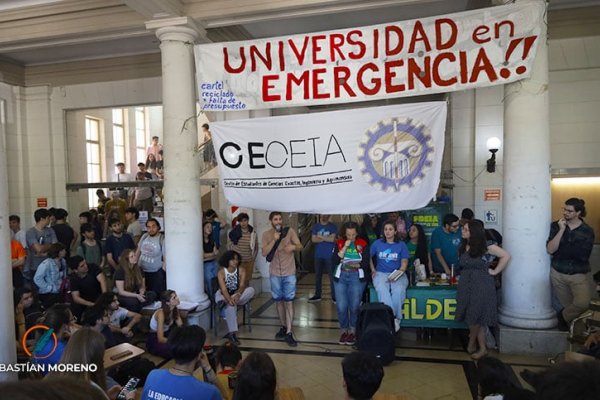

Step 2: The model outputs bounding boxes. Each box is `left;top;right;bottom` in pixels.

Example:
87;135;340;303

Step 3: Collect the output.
146;17;210;310
0;105;17;380
496;1;556;330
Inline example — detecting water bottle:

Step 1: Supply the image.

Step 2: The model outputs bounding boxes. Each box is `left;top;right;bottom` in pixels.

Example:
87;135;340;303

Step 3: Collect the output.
450;264;457;285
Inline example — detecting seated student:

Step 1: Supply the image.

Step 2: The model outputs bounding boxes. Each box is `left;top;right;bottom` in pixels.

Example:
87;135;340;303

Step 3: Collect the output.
48;327;129;400
33;304;74;370
215;250;255;345
215;342;243;400
233;352;276;400
341;351;384;400
68;256;107;322
34;243;67;309
477;357;534;400
115;249;156;312
95;292;141;342
147;290;183;358
232;352;304;400
14;287;43;329
81;305;117;348
141;325;221;400
14;288;44;355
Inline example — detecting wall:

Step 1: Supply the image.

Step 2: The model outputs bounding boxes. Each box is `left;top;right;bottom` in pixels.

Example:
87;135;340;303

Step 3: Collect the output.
451;86;504;232
451;46;600;235
3;77;162;227
549;67;600;169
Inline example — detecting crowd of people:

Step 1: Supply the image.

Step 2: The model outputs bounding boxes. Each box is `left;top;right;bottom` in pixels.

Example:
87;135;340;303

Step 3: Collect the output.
8;193;600;399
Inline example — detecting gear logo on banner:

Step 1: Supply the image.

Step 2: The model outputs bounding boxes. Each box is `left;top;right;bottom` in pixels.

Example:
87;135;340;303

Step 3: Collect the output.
358;118;434;192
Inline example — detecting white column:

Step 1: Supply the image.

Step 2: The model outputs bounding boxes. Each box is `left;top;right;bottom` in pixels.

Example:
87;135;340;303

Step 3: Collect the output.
146;17;209;308
497;1;555;329
0;102;17;380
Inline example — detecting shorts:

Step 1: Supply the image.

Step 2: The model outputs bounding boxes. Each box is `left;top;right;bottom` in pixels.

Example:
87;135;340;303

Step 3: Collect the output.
270;274;296;302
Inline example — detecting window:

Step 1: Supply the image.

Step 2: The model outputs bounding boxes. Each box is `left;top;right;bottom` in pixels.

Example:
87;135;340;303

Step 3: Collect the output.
136;107;147;164
112;108;126;166
85;117;101;208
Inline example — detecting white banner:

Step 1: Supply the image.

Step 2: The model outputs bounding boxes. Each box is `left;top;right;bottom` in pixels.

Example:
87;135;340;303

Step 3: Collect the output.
211;102;447;214
195;2;544;111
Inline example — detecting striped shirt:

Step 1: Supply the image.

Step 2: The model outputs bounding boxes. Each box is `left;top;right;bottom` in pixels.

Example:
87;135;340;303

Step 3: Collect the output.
231;229;255;262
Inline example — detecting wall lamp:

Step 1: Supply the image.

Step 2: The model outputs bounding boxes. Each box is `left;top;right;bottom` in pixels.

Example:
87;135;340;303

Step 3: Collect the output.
486;137;501;173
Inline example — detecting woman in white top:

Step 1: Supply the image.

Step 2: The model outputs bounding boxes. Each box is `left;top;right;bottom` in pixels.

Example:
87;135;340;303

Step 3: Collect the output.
146;289;183;358
215;250;255;346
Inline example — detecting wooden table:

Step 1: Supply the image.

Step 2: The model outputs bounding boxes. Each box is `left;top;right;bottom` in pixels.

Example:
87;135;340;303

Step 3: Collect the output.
104;343;145;370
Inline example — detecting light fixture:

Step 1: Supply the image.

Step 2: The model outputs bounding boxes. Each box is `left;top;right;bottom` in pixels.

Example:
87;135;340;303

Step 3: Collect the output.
486;137;501;173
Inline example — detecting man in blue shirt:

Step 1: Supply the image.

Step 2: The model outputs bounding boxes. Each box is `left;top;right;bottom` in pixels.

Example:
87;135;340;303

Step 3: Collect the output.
141;325;222;400
309;215;338;303
430;213;461;275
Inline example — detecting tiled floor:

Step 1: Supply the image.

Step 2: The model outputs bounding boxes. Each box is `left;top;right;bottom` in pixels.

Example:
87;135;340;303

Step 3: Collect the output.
203;274;550;400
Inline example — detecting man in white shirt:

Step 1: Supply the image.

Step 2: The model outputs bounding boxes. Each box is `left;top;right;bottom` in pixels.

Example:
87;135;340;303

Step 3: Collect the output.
10;214;28;249
115;162;133;200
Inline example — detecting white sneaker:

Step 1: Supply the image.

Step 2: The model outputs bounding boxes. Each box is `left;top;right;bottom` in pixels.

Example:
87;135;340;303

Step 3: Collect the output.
394;318;401;332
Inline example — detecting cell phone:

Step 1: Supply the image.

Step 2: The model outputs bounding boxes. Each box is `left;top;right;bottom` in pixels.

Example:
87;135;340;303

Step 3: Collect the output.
116;377;140;400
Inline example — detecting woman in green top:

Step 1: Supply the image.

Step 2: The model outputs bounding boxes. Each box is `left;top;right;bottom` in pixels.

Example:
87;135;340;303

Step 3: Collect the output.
406;224;433;277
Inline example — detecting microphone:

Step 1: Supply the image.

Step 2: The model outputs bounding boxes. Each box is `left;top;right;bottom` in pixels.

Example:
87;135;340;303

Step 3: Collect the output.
275;224;282;232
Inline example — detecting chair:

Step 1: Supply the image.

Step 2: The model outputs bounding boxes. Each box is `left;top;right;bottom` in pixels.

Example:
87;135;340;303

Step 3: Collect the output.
210;277;252;337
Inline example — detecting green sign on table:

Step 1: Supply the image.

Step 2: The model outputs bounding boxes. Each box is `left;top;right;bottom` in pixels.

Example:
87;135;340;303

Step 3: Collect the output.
370;285;467;329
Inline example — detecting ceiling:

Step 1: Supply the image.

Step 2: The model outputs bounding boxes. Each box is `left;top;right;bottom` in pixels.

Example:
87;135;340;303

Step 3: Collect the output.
0;0;599;68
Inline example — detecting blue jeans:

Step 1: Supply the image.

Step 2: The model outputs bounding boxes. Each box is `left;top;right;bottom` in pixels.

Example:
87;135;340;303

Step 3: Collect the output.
204;260;218;296
373;271;408;320
270;274;297;302
314;257;335;299
334;270;366;330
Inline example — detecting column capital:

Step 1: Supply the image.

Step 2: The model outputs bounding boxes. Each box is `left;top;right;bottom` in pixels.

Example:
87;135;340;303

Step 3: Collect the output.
145;16;206;43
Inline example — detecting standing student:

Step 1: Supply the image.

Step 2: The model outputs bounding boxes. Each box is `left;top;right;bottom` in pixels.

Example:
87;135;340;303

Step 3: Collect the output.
546;197;595;330
136;218;166;294
430;213;461;275
332;222;369;346
25;208;58;282
34;243;67;308
370;220;409;332
261;212;302;347
227;213;258;286
309;214;337;303
203;220;219;296
456;220;511;360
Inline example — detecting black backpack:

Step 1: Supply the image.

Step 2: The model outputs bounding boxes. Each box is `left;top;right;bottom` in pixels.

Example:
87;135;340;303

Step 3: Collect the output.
356;302;396;365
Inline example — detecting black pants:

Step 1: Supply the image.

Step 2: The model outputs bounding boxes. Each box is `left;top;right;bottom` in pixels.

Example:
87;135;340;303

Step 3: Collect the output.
144;270;166;295
118;291;157;313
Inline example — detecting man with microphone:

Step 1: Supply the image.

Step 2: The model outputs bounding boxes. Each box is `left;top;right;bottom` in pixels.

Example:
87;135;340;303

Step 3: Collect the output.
262;211;303;347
